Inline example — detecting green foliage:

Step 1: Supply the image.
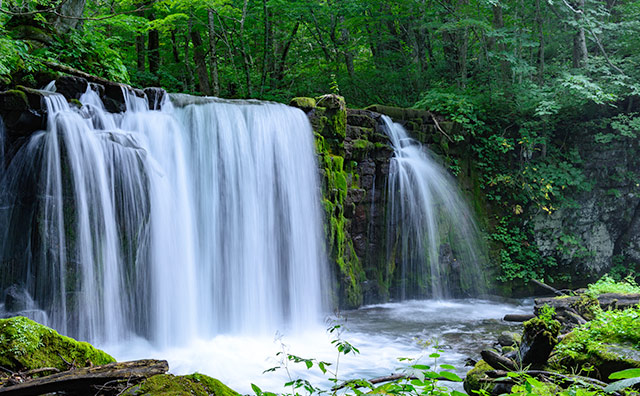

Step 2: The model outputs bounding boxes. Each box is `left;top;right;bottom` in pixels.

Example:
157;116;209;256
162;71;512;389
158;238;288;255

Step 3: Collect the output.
490;217;556;282
555;306;640;364
587;274;640;296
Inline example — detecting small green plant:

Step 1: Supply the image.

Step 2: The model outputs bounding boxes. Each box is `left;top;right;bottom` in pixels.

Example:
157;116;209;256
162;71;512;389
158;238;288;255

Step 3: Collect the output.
253;325;466;396
604;368;640;393
587;274;640;296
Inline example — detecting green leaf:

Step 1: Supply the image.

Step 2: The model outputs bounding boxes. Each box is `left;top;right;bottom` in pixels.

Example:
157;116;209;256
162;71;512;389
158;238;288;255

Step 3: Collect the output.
304;360;313;369
604;377;640;392
440;364;456;370
609;368;640;379
251;383;262;395
438;371;462;382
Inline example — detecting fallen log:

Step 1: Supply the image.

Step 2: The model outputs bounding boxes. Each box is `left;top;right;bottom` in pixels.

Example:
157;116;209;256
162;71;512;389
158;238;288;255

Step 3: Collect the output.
481;350;518;371
503;314;535;322
0;359;168;396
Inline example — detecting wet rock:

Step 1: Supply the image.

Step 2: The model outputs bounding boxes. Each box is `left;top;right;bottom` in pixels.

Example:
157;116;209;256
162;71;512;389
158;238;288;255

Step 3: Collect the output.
102;82;127;113
55;76;89;100
498;331;521;347
0;88;45;138
144;87;167;110
3;285;31;312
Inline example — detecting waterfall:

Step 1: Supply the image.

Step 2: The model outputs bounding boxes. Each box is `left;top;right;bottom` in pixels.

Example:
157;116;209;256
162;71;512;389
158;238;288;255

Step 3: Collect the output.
0;86;327;345
383;116;486;299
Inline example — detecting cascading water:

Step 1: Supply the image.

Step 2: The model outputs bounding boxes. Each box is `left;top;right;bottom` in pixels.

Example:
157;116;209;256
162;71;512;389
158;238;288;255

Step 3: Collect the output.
383;115;486;299
0;85;327;346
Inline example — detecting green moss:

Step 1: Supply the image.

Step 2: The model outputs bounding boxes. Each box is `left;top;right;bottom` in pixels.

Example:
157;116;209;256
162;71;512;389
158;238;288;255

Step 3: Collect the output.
0;89;28;110
463;359;493;395
550;307;640;379
122;373;240;396
523;316;561;346
312;100;365;308
289;97;317;110
0;316;115;372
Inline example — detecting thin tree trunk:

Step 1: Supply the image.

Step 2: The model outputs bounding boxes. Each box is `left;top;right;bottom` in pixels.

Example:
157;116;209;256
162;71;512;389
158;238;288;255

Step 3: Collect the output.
182;32;194;92
239;0;253;97
572;0;588;68
208;9;220;96
339;16;355;78
170;30;180;63
492;4;510;81
274;22;300;84
536;0;545;83
136;35;146;72
189;21;212;95
148;28;160;76
259;0;270;95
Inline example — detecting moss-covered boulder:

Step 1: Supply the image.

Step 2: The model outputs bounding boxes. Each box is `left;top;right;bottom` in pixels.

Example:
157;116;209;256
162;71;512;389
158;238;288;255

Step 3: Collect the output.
0;316;115;372
289;97;317;112
519;316;561;368
122;373;239;396
463;359;494;395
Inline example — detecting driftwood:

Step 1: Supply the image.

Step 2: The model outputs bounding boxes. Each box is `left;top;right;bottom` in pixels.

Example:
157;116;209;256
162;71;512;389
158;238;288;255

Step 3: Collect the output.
0;359;168;396
503;314;535;322
481;350;518;371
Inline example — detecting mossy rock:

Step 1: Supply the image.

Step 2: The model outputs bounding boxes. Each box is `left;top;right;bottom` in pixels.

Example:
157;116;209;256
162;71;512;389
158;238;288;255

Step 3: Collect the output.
0;316;115;372
463;359;494;395
10;25;54;45
290;97;317;111
550;335;640;380
122;373;240;396
0;89;28;110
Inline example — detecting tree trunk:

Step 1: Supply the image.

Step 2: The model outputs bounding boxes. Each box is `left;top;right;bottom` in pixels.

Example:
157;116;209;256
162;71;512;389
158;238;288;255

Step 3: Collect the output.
208;9;220;96
572;0;588;68
136;35;146;72
148;24;160;76
273;22;300;84
51;0;86;33
170;30;180;63
239;0;253;97
259;0;271;95
536;0;545;83
189;22;212;95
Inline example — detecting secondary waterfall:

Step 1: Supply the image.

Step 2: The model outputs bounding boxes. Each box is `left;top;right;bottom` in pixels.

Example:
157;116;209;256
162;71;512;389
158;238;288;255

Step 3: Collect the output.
383;116;486;299
0;87;327;345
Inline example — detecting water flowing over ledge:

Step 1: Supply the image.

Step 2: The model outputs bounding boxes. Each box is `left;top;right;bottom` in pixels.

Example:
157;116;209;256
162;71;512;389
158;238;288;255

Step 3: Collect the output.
0;85;328;345
383;115;487;299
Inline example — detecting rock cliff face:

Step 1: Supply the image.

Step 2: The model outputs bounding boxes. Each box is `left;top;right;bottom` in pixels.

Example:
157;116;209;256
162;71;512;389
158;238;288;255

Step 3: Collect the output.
532;108;640;285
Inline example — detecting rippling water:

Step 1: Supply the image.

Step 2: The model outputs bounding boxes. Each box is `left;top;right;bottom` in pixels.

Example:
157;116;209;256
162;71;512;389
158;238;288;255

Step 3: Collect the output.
103;298;532;393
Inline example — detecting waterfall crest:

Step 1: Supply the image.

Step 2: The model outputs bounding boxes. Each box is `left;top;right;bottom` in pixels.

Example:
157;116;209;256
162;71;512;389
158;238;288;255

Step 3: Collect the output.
383;116;487;299
0;87;327;345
